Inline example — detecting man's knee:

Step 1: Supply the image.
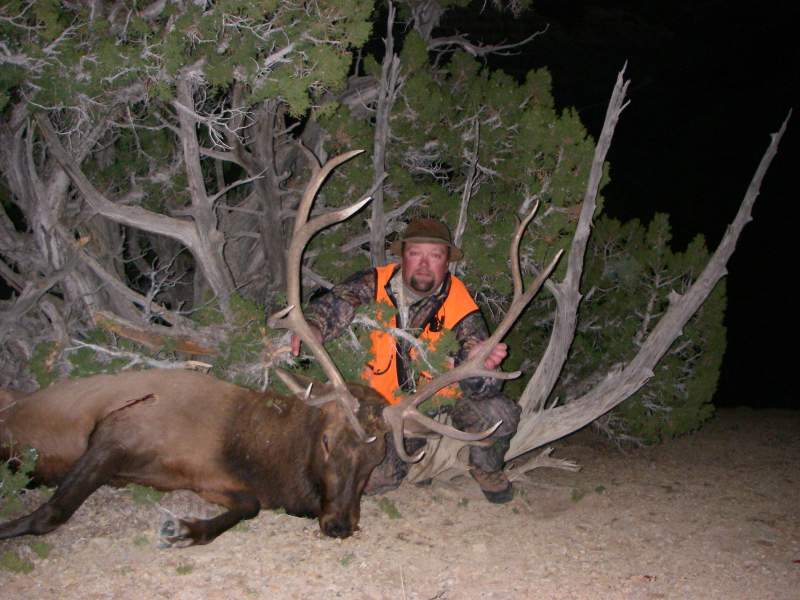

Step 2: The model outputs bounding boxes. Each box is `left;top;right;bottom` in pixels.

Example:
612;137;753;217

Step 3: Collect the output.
452;393;520;438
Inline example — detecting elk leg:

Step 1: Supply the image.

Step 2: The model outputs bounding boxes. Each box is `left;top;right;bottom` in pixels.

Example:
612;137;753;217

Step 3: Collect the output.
159;491;261;548
0;442;131;540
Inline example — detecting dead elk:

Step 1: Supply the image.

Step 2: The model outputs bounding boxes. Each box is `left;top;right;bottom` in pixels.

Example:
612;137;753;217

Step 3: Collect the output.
0;369;388;545
0;149;558;547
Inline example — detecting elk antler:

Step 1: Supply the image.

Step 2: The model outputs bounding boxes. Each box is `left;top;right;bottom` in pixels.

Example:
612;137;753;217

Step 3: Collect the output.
383;202;564;461
268;149;374;441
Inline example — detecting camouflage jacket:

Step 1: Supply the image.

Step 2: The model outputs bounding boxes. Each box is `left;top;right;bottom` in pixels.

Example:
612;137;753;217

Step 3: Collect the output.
304;266;503;397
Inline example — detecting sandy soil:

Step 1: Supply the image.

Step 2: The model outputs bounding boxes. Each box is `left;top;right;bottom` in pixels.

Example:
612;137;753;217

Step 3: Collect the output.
1;408;798;599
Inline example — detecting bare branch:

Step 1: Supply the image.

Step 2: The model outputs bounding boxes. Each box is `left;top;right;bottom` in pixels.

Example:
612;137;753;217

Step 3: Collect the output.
505;447;581;482
370;2;402;266
0;266;72;341
36;114;197;242
58;227;191;328
67;339;213;371
508;110;791;460
451;117;480;273
207;169;266;205
0;260;24;293
427;25;549;58
519;66;631;416
92;311;219;356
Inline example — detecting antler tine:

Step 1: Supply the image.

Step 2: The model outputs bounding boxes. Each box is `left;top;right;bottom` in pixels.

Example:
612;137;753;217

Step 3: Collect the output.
272;197;373;394
386;413;425;462
267;150;374;441
383;211;564;461
295;149;364;235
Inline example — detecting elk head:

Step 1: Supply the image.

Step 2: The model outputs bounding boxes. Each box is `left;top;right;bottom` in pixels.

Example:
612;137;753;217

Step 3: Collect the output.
274;366;387;539
309;378;387;538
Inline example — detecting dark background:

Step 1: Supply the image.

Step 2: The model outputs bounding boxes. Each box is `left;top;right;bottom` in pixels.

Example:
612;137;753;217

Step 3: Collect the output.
442;0;797;409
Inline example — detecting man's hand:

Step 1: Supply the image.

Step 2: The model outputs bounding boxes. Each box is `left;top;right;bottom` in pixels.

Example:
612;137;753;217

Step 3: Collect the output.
290;325;323;356
467;341;508;370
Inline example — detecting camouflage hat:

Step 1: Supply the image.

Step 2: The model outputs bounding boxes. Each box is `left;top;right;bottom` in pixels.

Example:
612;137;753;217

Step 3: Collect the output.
389;218;463;261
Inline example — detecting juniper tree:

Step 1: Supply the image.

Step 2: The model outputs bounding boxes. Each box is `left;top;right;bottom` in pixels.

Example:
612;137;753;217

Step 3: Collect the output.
0;0;375;385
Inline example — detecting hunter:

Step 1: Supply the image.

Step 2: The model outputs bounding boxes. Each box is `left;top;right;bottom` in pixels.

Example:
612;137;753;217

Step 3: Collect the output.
292;218;520;503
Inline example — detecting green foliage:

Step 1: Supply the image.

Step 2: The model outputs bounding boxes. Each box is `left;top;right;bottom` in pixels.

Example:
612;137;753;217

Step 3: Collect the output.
291;301;385;387
191;294;227;326
0;447;37;519
559;214;724;443
126;483;164;506
315;46;595;298
62;329;153;380
29;342;60;388
28;541;51;559
376;497;401;519
1;0;375;160
413;328;460;413
23;294;273;395
175;562;195;575
210;294;267;384
0;550;34;574
67;349;128;380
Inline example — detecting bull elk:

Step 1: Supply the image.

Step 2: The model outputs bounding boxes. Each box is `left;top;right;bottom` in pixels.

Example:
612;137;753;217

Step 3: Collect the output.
0;150;560;547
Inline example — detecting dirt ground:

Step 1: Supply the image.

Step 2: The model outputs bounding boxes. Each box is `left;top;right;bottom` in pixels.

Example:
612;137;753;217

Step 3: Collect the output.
1;407;798;599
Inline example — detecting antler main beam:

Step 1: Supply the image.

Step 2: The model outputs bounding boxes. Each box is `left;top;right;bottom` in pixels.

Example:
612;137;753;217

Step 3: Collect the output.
268;149;374;441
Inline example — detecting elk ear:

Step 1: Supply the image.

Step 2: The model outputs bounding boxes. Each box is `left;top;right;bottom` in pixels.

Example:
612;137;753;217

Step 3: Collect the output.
321;433;331;461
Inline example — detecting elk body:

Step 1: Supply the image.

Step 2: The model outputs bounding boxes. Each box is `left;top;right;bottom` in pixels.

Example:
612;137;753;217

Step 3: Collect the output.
0;369;387;545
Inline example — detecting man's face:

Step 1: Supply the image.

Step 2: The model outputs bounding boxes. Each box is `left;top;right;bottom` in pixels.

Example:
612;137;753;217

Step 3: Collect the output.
401;242;449;294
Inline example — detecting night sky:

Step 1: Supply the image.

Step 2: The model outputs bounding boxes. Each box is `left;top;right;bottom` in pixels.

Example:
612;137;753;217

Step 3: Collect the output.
443;1;797;409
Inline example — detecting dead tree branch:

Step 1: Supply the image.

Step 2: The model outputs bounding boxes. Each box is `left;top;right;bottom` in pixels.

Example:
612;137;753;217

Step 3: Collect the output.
36;110;236;322
0;265;72;342
427;26;549;58
66;339;212;371
451;117;480;274
92;311;220;356
370;2;402;266
507;109;791;460
519;67;631;416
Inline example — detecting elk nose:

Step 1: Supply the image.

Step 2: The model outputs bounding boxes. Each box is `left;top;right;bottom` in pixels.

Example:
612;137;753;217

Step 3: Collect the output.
321;518;352;539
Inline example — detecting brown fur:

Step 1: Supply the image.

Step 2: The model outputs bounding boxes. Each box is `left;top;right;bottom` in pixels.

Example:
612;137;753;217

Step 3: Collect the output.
0;370;387;546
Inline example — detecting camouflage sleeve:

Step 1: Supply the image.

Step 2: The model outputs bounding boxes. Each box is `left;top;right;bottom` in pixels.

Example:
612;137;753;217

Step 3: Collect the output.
304;268;377;342
453;311;504;397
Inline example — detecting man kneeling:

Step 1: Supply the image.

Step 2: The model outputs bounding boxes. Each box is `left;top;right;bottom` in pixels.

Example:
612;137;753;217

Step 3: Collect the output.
292;218;520;503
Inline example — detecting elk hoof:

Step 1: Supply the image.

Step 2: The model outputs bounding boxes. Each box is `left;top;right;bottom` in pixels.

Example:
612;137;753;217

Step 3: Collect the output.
158;516;196;548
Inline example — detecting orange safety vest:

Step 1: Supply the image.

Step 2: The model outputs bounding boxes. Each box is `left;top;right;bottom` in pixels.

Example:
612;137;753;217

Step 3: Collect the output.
363;263;480;404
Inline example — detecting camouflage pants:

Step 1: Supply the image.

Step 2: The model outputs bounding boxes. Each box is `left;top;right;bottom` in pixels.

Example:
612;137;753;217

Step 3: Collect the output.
365;393;520;494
